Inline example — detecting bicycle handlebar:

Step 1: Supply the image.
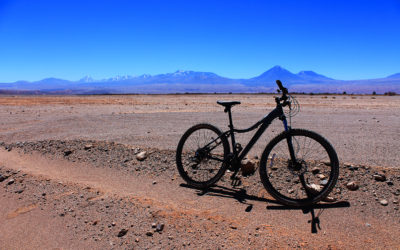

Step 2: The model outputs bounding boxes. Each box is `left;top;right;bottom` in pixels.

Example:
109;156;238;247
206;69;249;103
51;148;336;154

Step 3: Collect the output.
276;80;288;95
275;80;289;106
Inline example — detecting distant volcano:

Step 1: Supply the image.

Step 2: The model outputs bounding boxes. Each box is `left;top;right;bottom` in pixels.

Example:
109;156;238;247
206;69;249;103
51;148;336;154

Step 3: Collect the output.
0;66;399;94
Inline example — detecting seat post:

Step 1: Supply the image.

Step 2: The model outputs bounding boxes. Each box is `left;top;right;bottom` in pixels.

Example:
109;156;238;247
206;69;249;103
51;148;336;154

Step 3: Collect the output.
226;108;237;154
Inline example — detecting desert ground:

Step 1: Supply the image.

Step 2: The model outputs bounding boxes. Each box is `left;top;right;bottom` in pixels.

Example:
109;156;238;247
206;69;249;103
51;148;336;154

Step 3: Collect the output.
0;94;399;249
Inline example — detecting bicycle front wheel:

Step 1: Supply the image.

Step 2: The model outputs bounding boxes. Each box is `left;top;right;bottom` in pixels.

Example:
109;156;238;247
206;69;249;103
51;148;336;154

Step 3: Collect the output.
259;129;339;207
176;123;229;189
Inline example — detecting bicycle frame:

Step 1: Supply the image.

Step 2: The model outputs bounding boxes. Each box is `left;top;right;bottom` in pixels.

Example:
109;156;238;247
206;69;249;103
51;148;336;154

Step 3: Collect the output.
221;102;289;165
199;98;297;174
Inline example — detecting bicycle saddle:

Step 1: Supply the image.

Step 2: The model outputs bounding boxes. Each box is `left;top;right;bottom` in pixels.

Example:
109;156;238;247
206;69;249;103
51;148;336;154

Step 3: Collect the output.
216;101;241;108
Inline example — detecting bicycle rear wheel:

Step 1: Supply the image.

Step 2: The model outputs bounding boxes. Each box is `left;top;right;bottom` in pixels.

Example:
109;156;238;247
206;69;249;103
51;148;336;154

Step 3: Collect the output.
259;129;339;207
176;123;229;189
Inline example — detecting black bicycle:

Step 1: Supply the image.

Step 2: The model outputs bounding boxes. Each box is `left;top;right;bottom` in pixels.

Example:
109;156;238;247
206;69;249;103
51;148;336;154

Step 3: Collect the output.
176;80;339;207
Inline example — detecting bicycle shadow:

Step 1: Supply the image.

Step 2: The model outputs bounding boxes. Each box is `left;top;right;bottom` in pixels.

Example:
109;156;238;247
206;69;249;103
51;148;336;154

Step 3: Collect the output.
180;183;281;212
180;183;350;233
267;201;351;233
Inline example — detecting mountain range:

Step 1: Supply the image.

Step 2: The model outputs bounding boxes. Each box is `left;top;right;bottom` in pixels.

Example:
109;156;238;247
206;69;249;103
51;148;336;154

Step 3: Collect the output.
1;66;399;94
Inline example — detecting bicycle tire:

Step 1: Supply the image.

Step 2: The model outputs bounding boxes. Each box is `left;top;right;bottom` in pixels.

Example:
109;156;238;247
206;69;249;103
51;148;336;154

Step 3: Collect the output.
259;129;339;207
176;123;230;189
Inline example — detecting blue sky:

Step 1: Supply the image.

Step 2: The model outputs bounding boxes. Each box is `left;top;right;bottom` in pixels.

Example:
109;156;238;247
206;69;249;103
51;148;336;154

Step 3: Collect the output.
0;0;399;82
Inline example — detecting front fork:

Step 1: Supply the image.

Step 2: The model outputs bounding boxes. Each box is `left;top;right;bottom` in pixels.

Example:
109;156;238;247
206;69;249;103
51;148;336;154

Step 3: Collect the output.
282;118;297;162
282;117;314;199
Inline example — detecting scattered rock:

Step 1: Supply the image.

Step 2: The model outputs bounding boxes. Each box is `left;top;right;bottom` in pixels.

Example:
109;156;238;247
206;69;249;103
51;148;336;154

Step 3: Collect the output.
156;223;164;232
323;196;336;202
84;144;93;150
346;181;359;191
306;184;322;195
151;222;157;228
311;167;320;175
317;174;327;180
386;180;394;186
0;174;7;182
152;181;157;185
7;179;15;185
320;179;328;185
117;229;128;237
379;199;388;206
241;159;257;176
64;150;73;156
373;173;386;182
136;151;147;161
146;231;153;236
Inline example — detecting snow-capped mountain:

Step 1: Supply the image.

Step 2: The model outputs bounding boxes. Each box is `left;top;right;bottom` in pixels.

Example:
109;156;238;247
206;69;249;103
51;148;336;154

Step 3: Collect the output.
1;66;399;94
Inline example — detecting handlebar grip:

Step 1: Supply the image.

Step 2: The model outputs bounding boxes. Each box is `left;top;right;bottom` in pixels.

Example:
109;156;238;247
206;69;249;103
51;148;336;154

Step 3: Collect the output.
276;80;284;90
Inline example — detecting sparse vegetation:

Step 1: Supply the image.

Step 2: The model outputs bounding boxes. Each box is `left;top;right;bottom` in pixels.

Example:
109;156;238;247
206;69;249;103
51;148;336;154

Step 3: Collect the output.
384;91;396;96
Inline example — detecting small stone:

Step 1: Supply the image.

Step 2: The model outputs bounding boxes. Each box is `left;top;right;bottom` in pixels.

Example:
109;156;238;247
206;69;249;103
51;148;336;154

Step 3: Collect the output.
311;167;320;175
84;144;93;150
323;196;336;202
287;189;294;194
136;151;147;161
346;181;359;191
365;223;371;227
306;184;322;194
379;199;388;206
151;222;157;228
317;174;326;180
0;174;7;182
135;238;140;242
146;231;153;236
386;180;394;186
111;222;116;226
15;189;24;194
152;181;157;185
241;159;257;176
117;229;128;237
64;150;73;156
373;173;386;182
133;148;140;154
393;200;398;204
7;179;15;185
156;223;164;232
320;179;328;185
92;220;98;225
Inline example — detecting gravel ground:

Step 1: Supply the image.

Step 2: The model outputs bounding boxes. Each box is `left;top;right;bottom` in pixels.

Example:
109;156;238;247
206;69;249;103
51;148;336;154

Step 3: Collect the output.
0;94;399;248
1;140;399;248
0;94;399;168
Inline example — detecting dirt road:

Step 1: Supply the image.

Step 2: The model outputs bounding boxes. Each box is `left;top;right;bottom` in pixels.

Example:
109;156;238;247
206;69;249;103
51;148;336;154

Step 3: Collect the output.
1;140;399;249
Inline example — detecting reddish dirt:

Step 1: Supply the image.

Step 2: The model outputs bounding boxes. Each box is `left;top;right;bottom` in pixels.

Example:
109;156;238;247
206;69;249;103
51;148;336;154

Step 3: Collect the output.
0;140;399;249
0;94;399;248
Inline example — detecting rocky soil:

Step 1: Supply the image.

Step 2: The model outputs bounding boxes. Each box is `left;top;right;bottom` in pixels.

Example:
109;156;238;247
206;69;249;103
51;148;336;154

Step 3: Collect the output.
1;140;400;249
